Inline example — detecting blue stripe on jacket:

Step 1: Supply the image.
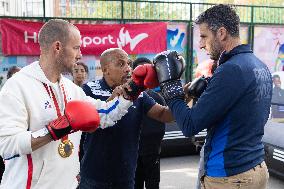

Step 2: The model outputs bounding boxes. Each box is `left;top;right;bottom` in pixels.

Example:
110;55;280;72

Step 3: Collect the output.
206;117;229;176
98;100;119;114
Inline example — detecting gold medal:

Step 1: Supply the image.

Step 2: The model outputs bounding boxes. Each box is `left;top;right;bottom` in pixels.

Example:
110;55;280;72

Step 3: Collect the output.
58;140;74;158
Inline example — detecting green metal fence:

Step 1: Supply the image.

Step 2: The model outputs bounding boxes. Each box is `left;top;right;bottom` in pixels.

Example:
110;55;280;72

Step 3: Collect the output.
2;1;284;23
51;1;284;24
1;0;284;81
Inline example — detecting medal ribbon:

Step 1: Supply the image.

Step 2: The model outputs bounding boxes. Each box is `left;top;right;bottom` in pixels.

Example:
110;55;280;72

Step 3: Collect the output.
43;82;68;142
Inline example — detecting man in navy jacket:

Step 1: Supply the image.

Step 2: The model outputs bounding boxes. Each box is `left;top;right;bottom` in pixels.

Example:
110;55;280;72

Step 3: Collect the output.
79;48;174;189
153;4;272;189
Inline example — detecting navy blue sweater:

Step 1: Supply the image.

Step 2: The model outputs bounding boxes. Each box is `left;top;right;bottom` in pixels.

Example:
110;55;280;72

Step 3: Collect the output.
80;78;155;182
168;45;272;177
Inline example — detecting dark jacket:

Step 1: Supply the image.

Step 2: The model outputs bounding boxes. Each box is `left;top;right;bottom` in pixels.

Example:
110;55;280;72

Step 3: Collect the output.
138;90;166;155
168;44;272;177
80;78;156;182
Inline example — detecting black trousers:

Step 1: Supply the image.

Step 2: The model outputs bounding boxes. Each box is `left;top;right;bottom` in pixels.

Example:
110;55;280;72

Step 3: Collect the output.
134;154;160;189
79;177;134;189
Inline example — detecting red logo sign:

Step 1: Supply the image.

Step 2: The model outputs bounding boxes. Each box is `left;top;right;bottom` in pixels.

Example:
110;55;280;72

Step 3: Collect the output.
0;19;167;56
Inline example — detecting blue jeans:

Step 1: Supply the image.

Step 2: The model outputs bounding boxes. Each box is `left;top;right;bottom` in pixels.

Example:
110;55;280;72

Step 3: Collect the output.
79;177;134;189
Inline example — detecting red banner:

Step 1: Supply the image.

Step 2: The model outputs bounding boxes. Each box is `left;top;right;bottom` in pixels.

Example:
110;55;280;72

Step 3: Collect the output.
0;19;167;56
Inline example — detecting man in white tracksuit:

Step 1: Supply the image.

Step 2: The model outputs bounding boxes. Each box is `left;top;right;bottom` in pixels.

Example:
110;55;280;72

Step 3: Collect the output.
0;19;133;189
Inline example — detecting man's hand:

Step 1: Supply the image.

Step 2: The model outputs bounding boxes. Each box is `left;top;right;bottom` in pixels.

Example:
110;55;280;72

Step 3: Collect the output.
153;50;186;101
185;76;208;99
107;85;132;102
47;101;100;140
121;82;136;100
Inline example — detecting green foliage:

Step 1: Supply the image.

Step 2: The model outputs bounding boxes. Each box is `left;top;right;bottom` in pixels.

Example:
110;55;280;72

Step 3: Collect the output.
123;1;190;20
60;0;284;24
253;6;284;24
64;0;121;19
205;0;284;24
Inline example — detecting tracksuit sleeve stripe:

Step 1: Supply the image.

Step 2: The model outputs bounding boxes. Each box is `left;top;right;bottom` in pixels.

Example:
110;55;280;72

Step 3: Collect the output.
98;100;119;114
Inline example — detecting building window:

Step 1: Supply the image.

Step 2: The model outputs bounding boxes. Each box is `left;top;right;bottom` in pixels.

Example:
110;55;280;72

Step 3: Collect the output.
26;1;43;17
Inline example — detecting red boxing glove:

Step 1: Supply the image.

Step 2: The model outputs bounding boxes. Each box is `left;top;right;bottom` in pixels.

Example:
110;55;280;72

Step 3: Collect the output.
132;64;159;89
47;101;100;140
126;64;159;100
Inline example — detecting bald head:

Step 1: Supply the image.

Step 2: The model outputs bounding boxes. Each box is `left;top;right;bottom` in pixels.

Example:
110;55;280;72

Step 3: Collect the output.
100;48;128;69
38;19;79;51
99;48;131;87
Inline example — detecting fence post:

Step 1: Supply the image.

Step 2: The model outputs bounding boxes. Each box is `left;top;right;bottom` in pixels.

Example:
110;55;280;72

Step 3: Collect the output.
185;3;193;83
250;6;254;50
121;0;124;21
43;0;46;18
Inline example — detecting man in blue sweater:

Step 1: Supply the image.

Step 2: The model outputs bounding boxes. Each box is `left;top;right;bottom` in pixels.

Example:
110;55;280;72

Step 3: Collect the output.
153;4;272;189
79;48;174;189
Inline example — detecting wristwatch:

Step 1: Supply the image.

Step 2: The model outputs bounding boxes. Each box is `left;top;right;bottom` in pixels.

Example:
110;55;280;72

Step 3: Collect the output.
31;127;50;138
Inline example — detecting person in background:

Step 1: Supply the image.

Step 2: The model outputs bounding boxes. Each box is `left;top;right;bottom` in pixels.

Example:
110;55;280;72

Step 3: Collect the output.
271;74;284;118
0;66;21;90
71;62;89;171
194;59;214;78
194;60;217;189
72;62;89;87
7;66;21;80
132;57;166;189
0;76;3;89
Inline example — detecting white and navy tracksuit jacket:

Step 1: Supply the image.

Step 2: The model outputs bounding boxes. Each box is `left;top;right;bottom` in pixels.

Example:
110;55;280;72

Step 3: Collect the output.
0;61;132;189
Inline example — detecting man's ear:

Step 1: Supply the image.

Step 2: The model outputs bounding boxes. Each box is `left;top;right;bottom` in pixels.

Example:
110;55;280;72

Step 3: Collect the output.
102;66;109;75
53;41;61;52
217;27;227;41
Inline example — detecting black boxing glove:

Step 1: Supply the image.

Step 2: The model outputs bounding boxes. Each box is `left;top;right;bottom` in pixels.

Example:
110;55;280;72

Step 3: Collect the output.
186;76;209;99
153;50;186;101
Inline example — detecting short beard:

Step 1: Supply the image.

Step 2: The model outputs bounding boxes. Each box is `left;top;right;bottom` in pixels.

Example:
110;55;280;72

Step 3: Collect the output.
56;50;72;74
210;39;222;61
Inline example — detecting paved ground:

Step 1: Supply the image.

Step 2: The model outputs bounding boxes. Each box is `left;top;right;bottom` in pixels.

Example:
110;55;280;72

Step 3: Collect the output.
160;155;284;189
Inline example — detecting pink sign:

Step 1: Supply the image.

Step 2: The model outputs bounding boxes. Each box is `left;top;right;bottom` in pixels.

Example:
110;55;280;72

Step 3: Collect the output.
0;19;167;56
